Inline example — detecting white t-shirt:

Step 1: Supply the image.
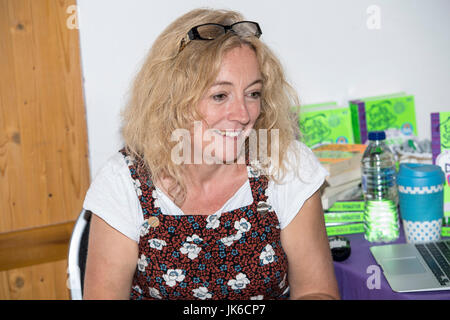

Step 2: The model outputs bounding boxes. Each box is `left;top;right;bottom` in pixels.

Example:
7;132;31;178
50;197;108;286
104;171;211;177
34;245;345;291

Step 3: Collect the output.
83;140;328;243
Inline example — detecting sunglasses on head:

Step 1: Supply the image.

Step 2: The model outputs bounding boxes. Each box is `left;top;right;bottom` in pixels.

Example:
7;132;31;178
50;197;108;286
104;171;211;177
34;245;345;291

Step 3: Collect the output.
179;21;262;53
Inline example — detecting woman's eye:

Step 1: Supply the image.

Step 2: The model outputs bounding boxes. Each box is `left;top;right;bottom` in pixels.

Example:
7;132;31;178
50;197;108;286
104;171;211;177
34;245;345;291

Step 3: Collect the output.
248;91;261;99
212;93;227;102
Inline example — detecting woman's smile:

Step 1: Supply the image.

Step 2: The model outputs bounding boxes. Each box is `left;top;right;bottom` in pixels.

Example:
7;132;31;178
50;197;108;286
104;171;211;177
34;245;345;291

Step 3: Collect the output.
211;129;244;138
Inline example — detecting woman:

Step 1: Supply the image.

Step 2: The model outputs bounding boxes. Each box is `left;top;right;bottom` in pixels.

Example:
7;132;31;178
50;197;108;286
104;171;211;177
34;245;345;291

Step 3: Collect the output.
83;8;340;300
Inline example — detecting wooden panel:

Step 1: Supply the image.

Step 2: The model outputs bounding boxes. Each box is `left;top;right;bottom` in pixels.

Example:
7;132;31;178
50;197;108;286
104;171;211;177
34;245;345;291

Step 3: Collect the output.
0;272;11;299
0;0;90;233
0;221;75;271
0;260;70;300
0;0;90;299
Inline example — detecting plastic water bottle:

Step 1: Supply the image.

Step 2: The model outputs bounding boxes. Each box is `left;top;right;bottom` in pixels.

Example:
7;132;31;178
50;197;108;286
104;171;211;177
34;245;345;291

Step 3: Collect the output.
362;131;398;203
362;131;399;242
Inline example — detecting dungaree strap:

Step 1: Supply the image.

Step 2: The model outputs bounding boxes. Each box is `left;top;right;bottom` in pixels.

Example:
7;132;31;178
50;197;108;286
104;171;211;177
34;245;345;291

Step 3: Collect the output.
119;147;271;218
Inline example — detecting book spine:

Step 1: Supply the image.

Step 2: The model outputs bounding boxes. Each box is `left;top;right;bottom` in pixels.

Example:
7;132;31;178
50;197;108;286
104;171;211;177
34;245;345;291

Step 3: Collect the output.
442;226;450;237
443;217;450;237
431;112;441;165
326;223;365;236
357;101;368;144
327;200;365;212
350;101;361;144
324;211;364;224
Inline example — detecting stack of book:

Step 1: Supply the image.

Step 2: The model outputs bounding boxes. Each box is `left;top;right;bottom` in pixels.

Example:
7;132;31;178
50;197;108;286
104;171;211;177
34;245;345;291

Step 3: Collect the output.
325;201;365;236
349;92;417;146
313;143;367;210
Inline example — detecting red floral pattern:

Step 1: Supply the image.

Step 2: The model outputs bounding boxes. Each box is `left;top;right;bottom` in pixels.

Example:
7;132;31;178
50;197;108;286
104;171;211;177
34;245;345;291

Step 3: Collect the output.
120;149;289;300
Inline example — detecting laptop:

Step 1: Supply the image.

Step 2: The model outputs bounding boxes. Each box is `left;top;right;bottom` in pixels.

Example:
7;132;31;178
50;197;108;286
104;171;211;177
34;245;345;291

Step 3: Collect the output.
370;240;450;292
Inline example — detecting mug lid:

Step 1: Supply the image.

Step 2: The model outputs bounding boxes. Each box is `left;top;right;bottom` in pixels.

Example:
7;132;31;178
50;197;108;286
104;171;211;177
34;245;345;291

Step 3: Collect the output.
398;163;445;184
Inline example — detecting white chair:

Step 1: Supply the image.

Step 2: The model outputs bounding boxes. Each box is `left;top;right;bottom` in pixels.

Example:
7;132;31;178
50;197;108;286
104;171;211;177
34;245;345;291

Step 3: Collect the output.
67;209;92;300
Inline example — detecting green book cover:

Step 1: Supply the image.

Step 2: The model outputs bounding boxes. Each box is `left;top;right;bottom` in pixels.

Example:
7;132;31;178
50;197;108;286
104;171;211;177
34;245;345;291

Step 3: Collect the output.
442;226;450;237
350;93;417;145
298;102;354;148
327;200;365;212
433;111;450;221
326;222;365;236
324;211;364;224
443;217;450;237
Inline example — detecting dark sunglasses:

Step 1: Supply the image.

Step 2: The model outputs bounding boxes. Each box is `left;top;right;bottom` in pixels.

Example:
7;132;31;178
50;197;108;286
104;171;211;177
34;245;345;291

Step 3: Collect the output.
179;21;262;53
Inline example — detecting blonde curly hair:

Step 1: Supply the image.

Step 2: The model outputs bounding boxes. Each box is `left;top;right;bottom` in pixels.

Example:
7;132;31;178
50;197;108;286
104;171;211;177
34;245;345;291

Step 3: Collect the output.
121;8;300;206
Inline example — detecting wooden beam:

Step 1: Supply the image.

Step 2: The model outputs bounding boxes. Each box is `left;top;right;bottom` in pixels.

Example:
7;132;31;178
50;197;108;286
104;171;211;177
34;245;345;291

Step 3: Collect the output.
0;221;75;271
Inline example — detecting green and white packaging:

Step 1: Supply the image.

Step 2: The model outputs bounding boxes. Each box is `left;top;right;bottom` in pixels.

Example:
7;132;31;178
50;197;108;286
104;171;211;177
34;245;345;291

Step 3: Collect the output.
297;102;354;148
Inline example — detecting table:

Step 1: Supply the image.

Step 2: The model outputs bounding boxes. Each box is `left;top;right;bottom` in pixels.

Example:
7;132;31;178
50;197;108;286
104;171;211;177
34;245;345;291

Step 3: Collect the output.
332;222;450;300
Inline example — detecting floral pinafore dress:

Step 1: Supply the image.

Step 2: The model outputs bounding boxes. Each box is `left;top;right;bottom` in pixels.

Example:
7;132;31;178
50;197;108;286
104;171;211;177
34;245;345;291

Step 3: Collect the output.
120;149;290;300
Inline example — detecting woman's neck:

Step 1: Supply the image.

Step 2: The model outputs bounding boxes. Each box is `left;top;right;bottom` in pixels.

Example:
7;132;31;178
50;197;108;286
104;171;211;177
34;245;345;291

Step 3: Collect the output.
155;162;248;211
184;162;245;192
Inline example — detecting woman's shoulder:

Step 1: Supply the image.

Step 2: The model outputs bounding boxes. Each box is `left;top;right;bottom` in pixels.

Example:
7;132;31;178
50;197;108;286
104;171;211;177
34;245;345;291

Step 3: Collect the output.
286;139;319;162
93;151;130;179
275;139;328;184
84;150;142;243
267;140;328;229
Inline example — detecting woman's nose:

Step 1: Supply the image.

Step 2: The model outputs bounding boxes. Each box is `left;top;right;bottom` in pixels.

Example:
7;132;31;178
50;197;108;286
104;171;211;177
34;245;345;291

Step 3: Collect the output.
227;96;250;125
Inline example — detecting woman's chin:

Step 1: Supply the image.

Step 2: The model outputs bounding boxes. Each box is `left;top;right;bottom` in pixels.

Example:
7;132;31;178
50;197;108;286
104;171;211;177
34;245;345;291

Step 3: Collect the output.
226;149;248;164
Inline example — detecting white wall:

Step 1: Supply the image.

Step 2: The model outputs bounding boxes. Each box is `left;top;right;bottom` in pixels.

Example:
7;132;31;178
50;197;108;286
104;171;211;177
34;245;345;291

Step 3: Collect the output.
76;0;450;177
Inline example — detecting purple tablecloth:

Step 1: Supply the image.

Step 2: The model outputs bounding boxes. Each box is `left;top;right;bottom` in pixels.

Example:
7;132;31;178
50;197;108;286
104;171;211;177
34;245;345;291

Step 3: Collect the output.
333;222;450;300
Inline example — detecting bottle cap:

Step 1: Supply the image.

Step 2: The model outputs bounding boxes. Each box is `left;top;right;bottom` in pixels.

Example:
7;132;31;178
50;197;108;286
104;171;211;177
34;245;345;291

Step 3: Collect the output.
368;131;386;141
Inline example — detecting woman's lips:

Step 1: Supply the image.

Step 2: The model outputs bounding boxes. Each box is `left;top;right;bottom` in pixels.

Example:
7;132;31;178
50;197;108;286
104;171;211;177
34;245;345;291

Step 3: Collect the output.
211;129;244;138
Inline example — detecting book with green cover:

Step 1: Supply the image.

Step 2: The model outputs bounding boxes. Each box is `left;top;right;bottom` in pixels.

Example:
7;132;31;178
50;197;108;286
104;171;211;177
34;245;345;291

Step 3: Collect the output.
324;200;365;225
431;111;450;237
324;211;364;224
326;222;365;236
349;93;417;146
298;102;354;148
327;200;365;212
